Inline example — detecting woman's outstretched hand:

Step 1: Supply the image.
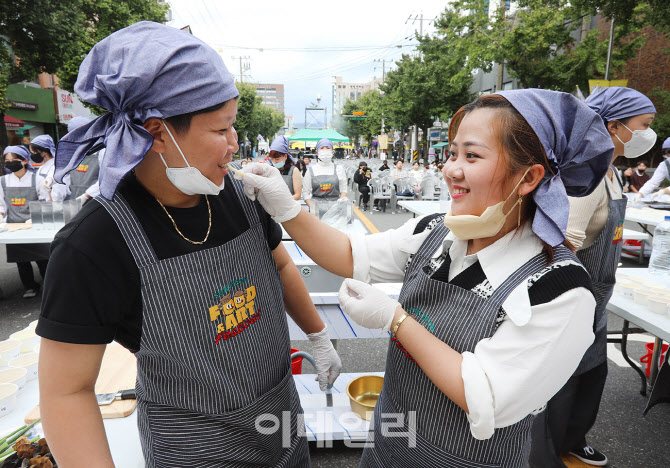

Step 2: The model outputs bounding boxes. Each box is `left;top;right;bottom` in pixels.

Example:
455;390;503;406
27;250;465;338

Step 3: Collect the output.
338;278;400;332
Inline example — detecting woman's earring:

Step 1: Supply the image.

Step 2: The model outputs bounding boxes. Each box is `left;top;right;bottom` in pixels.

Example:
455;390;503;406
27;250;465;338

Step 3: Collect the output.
517;194;523;228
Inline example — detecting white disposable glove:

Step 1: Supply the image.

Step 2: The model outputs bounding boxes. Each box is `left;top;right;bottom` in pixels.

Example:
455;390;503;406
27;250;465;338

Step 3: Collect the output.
651;189;667;201
306;326;342;391
237;163;302;223
631;193;642;203
76;194;89;207
0;214;6;224
338;278;401;332
40;177;54;190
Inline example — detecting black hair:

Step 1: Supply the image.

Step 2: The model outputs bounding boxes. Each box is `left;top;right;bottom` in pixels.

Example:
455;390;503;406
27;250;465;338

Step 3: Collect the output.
638;160;649;167
29;144;51;157
359;161;368;167
164;99;234;135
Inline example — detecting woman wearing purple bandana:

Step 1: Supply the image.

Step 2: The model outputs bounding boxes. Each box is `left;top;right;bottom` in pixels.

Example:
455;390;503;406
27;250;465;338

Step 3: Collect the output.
0;145;51;298
35;21;340;467
240;89;613;467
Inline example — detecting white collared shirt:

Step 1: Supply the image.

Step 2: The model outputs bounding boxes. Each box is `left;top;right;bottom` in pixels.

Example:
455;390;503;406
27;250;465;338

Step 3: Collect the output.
639;159;670;197
348;217;595;440
36;159;71;201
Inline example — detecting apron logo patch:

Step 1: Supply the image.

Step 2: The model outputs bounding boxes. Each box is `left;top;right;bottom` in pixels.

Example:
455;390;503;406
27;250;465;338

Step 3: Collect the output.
407;307;435;333
319;183;333;192
392;338;418;365
209;279;260;343
76;164;89;173
11;197;26;207
612;219;624;245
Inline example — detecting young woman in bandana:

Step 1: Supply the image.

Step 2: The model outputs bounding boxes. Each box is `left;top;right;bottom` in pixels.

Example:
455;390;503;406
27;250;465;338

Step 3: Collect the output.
241;90;614;467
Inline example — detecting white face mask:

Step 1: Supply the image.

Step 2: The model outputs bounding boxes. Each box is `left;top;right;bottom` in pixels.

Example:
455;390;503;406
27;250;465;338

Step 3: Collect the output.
160;120;225;196
443;169;529;240
615;123;657;159
318;149;333;164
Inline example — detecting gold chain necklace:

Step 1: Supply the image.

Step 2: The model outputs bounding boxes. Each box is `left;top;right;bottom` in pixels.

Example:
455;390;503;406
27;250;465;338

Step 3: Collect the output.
155;195;212;245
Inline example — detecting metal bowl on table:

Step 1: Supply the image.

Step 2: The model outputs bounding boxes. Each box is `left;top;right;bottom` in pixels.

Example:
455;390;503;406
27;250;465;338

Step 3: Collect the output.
346;375;383;421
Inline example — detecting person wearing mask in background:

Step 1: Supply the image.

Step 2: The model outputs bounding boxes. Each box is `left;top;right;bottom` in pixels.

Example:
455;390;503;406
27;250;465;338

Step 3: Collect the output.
268;135;302;200
0;146;50;298
629;160;650;193
66;116;104;206
530;86;656;468
36;22;341;467
379;159;390;172
634;137;670;200
353;160;372;210
239;90;612;468
302;138;347;208
30;134;70;201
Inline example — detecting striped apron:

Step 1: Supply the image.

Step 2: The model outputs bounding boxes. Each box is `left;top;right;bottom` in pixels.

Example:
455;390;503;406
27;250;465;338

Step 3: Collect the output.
97;174;310;468
2;173;50;262
69;151;100;199
360;223;581;468
309;165;340;199
574;168;626;374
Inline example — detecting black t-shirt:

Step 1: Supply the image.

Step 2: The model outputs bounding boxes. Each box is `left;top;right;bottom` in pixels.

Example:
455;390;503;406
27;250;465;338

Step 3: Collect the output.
36;173;282;353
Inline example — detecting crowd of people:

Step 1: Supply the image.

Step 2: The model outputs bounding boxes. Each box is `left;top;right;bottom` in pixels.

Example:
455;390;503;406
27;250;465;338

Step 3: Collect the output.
2;19;669;468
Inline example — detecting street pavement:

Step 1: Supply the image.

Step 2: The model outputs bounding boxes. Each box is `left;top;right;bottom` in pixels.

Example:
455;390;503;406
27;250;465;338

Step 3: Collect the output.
0;204;669;467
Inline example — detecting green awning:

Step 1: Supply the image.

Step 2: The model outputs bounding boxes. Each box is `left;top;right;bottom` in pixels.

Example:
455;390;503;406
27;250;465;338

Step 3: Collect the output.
287;128;349;142
432;141;449;148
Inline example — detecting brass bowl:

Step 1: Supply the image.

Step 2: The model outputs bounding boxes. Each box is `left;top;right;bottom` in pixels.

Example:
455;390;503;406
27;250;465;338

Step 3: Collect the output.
346;375;384;420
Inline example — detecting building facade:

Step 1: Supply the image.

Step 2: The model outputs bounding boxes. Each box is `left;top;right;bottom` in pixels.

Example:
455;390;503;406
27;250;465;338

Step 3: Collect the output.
251;83;285;114
331;76;384;116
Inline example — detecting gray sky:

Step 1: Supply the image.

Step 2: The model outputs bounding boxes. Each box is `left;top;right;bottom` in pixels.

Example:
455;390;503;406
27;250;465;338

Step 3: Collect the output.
166;0;449;126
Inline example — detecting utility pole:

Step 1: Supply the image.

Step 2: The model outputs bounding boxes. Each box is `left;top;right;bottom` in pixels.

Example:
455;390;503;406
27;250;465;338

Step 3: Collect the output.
405;13;435;37
605;18;615;81
373;59;388;82
232;56;251;83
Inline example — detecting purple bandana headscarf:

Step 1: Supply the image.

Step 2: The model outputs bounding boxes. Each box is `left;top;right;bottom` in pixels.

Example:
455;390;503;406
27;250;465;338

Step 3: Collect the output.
54;21;240;199
497;89;614;247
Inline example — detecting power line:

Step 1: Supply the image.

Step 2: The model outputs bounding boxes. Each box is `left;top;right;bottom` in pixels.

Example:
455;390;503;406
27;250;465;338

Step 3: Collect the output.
208;42;415;53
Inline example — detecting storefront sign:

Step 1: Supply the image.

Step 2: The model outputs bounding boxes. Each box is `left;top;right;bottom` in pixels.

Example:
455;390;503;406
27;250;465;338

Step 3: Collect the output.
54;89;96;124
378;135;388;150
8;100;39;111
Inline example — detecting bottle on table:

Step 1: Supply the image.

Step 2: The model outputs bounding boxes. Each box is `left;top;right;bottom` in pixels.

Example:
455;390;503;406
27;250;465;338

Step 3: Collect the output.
439;179;451;212
649;216;670;276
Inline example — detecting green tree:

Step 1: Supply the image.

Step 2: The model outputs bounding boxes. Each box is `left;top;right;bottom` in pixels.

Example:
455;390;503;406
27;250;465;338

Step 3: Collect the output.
0;0;85;148
432;0;644;94
57;0;168;93
570;0;670;32
339;99;365;145
650;87;670;144
235;82;262;151
381;49;473;159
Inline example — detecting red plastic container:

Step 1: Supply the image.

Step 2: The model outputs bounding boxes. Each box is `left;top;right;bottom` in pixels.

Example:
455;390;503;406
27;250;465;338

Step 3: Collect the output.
290;347;303;374
639;342;669;378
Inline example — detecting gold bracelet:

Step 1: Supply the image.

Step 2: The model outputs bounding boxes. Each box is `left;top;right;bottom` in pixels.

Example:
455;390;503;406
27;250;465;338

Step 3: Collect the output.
391;312;410;340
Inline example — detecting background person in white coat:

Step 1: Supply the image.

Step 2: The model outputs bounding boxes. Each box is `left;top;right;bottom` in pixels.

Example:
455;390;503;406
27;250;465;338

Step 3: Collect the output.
29;134;71;201
635;137;670;200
